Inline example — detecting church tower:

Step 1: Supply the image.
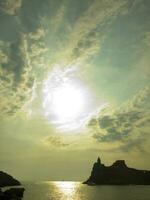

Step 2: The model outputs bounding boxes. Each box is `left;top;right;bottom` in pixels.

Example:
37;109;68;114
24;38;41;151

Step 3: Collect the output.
97;157;101;165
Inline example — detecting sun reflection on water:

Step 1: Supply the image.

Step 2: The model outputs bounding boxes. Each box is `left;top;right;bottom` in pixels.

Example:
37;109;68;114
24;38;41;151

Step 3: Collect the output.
53;181;80;200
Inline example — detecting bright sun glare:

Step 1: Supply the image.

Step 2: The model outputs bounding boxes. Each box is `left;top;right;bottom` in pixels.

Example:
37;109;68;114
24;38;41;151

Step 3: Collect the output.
52;84;84;120
43;67;88;127
54;181;78;197
42;67;105;131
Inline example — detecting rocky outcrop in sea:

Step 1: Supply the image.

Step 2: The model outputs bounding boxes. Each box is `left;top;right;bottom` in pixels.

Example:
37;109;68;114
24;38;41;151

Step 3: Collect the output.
84;157;150;185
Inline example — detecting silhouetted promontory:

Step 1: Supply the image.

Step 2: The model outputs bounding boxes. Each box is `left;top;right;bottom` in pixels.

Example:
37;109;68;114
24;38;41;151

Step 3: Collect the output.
0;171;24;199
84;157;150;185
0;171;21;187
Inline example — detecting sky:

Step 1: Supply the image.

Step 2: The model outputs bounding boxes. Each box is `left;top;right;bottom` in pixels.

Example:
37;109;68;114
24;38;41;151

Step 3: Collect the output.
0;0;150;181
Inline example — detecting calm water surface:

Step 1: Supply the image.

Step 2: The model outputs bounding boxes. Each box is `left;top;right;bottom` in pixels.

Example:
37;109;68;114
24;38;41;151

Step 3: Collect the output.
22;181;150;200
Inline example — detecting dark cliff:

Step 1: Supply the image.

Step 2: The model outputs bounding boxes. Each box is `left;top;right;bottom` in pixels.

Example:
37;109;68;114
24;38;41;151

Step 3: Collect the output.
0;171;24;199
84;157;150;185
0;171;21;187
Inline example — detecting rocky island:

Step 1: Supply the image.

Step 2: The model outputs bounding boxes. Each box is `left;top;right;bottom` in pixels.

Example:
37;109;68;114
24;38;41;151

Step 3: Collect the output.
84;157;150;185
0;171;25;199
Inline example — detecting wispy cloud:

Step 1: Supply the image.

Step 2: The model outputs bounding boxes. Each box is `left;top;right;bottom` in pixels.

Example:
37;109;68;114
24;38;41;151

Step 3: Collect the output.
44;136;70;148
58;0;129;65
88;86;150;152
0;0;22;15
136;31;150;78
50;4;66;32
0;29;48;117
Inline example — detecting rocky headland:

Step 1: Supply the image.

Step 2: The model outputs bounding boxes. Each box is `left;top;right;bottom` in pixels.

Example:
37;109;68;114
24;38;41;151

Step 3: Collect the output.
0;171;24;200
0;171;21;187
84;157;150;185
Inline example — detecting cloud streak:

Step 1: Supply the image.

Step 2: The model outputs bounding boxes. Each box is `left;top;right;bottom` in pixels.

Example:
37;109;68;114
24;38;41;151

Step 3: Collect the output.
59;0;129;65
0;29;48;117
44;136;70;148
0;0;22;15
88;86;150;152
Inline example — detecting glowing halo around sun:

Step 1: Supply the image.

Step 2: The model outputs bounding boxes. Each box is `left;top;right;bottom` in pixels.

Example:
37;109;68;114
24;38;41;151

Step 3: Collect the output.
42;66;106;131
42;67;88;127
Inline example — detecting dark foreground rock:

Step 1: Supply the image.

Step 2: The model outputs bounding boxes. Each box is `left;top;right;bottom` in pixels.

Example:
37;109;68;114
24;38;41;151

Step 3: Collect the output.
84;157;150;185
0;171;21;187
0;171;25;199
0;188;25;200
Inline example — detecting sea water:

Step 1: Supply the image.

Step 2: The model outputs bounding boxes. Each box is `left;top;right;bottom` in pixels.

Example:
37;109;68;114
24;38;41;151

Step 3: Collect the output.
22;181;150;200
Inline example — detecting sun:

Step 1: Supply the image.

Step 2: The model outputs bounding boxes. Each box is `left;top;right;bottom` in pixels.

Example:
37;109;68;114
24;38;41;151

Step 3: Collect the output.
42;67;90;130
52;84;84;120
42;67;105;131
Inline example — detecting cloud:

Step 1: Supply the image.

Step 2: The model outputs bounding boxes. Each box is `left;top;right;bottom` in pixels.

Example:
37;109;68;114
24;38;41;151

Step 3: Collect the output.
0;36;30;117
50;4;66;32
0;28;48;118
136;31;150;78
54;0;129;66
88;86;150;152
0;0;22;15
29;28;46;40
73;0;128;59
44;136;70;148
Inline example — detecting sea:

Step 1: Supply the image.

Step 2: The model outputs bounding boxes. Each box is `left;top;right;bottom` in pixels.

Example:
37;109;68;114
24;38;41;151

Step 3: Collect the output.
22;181;150;200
